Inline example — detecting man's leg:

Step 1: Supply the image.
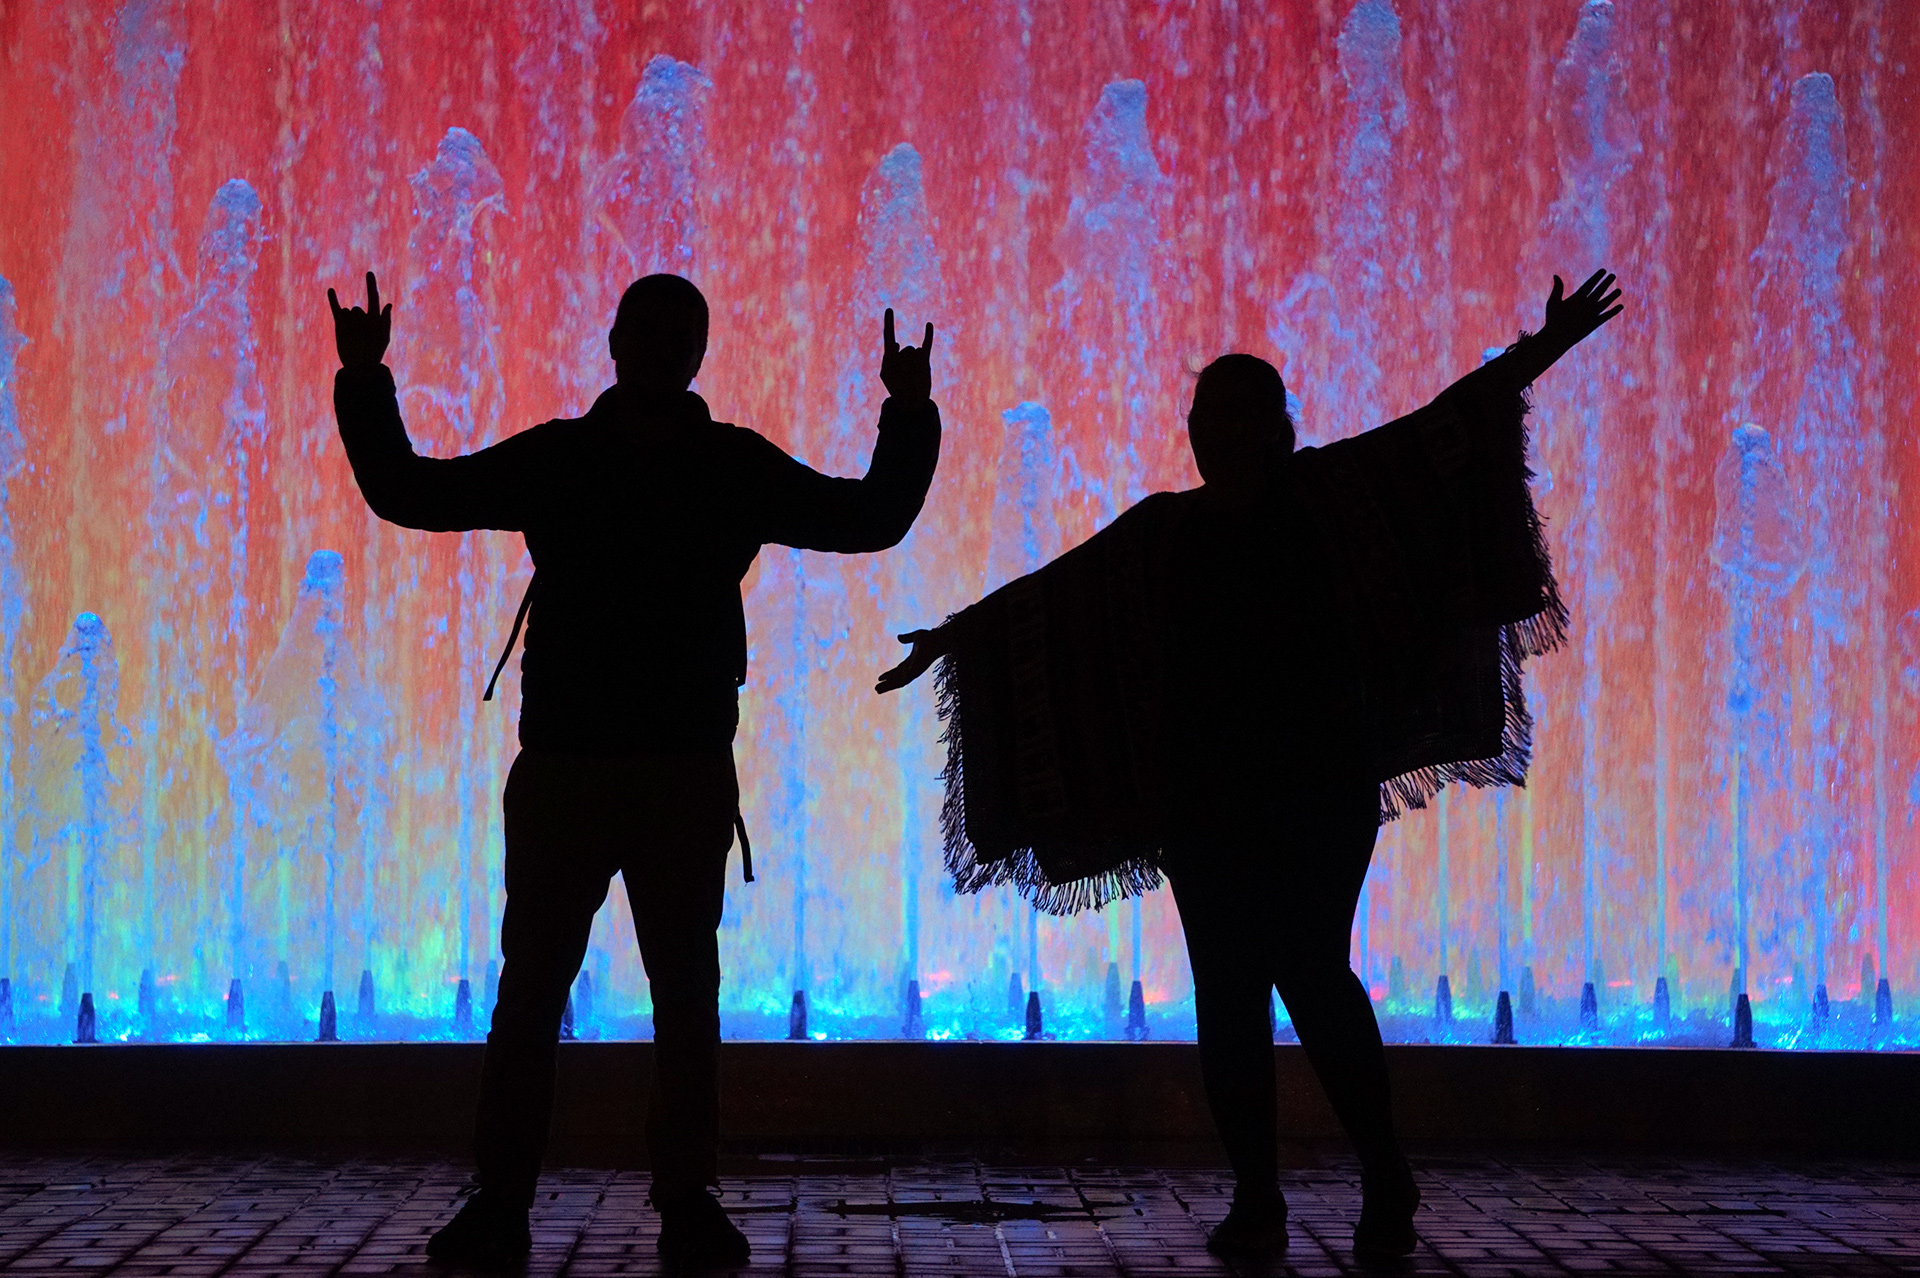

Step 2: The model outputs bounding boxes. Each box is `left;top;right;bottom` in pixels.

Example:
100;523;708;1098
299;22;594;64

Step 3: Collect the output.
615;748;744;1266
473;751;615;1208
619;750;737;1197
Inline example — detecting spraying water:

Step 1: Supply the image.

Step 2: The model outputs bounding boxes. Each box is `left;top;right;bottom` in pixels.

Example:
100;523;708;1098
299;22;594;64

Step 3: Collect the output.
0;1;1912;1046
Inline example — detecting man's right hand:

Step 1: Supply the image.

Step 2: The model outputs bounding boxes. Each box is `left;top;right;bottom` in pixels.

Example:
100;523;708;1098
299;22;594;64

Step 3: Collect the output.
328;271;392;370
879;308;934;402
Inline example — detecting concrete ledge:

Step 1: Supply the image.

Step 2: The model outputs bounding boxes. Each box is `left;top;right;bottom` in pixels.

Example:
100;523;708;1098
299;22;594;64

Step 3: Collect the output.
2;1042;1914;1160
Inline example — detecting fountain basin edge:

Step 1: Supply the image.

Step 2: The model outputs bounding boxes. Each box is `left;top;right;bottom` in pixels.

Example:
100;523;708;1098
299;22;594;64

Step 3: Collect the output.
1;1041;1912;1160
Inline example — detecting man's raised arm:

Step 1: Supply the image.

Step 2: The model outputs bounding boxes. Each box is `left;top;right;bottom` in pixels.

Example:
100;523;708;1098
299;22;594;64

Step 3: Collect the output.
750;309;942;553
330;271;541;533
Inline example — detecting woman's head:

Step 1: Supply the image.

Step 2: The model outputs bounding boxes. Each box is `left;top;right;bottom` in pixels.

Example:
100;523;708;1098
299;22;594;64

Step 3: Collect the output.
1187;353;1293;498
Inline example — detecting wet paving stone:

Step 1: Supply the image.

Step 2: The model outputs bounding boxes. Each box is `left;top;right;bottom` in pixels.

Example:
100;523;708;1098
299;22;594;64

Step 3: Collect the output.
0;1150;1914;1276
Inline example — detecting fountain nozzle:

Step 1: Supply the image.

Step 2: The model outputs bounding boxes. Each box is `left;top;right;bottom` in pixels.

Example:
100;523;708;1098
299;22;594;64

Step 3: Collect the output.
1493;991;1515;1044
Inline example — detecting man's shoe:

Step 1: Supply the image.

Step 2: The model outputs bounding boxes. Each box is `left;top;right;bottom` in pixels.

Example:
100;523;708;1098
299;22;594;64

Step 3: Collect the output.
655;1187;751;1269
1352;1167;1419;1261
426;1190;532;1269
1205;1188;1289;1257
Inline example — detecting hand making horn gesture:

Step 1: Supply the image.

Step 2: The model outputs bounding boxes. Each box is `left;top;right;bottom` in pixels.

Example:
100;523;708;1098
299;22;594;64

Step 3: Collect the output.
327;271;393;370
879;307;935;402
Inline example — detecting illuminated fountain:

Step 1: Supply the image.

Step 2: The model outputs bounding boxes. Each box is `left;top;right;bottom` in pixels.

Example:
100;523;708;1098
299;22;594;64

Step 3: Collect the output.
16;615;132;1041
0;0;1911;1047
149;177;269;1033
1533;0;1640;1028
0;279;27;1020
221;550;386;1039
1711;425;1802;1037
857;143;944;1035
398;127;510;1025
1269;0;1407;451
1742;71;1883;1040
984;399;1065;1032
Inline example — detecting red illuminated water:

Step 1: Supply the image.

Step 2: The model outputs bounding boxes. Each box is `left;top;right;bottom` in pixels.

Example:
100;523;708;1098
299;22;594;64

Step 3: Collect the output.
0;0;1914;1046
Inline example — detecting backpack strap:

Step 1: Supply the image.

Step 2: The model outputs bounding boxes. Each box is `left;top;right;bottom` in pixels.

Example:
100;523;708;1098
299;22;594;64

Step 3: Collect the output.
483;575;537;703
734;809;755;883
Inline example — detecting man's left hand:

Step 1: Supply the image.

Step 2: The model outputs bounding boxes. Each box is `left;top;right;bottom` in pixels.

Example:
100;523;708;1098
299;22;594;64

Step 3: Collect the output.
879;308;934;402
328;271;392;370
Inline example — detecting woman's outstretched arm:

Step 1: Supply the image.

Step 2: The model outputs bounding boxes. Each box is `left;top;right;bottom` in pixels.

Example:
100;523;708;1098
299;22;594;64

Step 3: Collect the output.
1484;269;1625;392
874;490;1178;695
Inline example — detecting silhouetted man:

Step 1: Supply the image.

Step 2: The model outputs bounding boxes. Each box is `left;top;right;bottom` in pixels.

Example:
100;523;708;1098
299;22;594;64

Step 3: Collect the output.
329;272;939;1268
881;271;1621;1261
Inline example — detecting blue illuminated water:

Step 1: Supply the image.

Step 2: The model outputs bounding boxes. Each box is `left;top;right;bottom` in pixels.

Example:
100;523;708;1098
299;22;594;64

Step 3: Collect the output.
1750;73;1868;1012
0;280;27;1011
0;3;1911;1050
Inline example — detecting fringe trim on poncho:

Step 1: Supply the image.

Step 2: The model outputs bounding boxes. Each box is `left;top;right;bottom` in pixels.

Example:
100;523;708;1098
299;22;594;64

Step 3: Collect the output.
934;338;1568;915
935;647;1168;916
1365;378;1568;821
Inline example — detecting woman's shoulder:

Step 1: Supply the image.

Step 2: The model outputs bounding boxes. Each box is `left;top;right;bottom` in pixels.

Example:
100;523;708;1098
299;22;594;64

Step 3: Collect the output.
1086;489;1198;549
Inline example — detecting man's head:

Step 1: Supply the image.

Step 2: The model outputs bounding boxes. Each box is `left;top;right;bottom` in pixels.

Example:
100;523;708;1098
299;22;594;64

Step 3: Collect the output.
1186;353;1294;500
609;274;709;396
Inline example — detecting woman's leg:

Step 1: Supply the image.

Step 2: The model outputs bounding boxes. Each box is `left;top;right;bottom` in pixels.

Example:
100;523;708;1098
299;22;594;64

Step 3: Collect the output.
1167;857;1281;1197
1267;778;1418;1253
1269;778;1404;1175
1168;849;1294;1256
1274;966;1399;1170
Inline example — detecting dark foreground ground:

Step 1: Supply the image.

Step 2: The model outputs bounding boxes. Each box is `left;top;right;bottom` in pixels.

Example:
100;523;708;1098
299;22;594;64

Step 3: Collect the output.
0;1149;1914;1277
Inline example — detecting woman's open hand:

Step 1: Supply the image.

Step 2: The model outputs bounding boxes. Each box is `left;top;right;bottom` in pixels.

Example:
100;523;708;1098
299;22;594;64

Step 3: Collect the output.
1540;269;1623;354
876;627;949;694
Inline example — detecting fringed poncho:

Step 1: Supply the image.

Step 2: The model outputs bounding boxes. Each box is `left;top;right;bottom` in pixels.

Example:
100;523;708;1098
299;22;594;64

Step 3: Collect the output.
934;342;1568;915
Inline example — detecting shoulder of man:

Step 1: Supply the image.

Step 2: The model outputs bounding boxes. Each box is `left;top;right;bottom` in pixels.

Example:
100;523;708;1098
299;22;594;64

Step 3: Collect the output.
536;385;706;440
1120;488;1199;529
640;394;793;483
698;408;796;467
494;386;619;443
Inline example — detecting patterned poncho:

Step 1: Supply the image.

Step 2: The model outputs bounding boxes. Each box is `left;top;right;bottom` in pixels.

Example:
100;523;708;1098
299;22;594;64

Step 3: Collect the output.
934;341;1568;915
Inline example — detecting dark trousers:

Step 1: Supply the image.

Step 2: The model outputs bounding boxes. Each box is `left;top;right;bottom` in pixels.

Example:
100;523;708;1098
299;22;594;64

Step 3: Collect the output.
475;748;739;1207
1164;773;1400;1191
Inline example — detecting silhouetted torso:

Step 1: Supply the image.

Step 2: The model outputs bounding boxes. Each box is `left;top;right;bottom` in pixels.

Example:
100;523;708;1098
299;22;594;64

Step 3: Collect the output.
334;366;940;753
1159;477;1365;831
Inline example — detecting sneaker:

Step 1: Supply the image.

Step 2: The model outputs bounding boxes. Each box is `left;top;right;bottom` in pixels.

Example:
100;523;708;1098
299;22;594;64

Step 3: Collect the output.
1205;1188;1289;1257
1352;1166;1419;1261
425;1190;532;1269
655;1187;751;1269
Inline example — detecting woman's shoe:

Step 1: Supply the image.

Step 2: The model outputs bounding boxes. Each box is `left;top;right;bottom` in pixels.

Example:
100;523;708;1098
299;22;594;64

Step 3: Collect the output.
1352;1167;1419;1261
654;1186;751;1269
1205;1187;1289;1257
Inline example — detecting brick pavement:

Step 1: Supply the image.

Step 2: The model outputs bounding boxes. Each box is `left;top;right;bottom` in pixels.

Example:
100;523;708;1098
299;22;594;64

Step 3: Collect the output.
0;1150;1914;1276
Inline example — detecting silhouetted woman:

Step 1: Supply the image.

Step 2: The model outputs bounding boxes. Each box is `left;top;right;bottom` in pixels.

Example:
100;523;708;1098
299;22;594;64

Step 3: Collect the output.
879;271;1623;1260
